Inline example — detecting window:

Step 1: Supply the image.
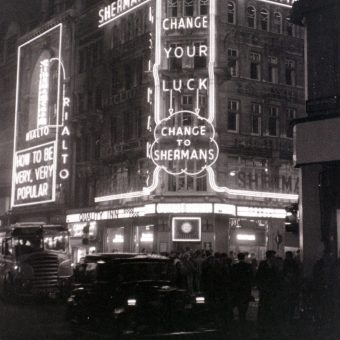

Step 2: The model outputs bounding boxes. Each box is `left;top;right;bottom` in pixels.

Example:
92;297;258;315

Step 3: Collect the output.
124;111;133;141
200;0;209;15
182;94;194;123
268;56;278;83
260;9;269;31
286;108;296;138
168;171;207;192
124;64;133;89
250;52;261;80
78;93;85;113
227;2;236;24
228;48;238;77
168;43;182;71
227;100;240;132
247;6;256;28
111;116;117;145
251;103;262;135
287;20;295;36
79;49;86;73
167;0;178;17
6;34;17;56
285;59;296;86
194;42;207;69
184;0;194;16
137;110;143;138
268;107;279;136
199;94;207;118
95;87;102;109
273;12;282;34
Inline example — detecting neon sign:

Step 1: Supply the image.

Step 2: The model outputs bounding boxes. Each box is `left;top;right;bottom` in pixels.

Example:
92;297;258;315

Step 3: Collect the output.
11;24;71;207
37;59;50;127
98;0;151;28
150;110;218;176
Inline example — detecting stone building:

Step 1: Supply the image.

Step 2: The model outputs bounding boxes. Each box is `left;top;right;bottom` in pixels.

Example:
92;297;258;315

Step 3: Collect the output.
0;0;304;263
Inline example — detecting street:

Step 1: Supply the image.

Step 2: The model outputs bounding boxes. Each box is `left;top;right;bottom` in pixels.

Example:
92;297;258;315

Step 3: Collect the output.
0;296;258;340
0;300;74;340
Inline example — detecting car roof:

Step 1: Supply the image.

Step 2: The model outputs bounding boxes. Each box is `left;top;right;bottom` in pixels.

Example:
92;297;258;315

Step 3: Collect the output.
83;253;170;264
83;252;139;262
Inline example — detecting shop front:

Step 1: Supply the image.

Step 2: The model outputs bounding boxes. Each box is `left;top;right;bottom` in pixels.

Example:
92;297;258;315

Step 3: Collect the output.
66;202;289;262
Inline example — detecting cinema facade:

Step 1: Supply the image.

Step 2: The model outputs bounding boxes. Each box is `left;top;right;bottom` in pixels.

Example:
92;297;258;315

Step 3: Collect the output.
8;0;303;263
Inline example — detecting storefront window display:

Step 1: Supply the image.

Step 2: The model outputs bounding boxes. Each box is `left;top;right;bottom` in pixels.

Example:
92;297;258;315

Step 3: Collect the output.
229;218;267;261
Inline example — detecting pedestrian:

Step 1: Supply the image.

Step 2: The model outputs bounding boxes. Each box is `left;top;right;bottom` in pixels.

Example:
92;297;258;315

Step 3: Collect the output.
282;251;301;326
231;252;254;324
192;249;205;292
256;250;282;339
181;252;197;294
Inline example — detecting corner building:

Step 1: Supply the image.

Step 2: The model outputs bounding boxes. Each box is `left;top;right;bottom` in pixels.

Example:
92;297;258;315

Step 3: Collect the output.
3;1;304;262
66;0;304;262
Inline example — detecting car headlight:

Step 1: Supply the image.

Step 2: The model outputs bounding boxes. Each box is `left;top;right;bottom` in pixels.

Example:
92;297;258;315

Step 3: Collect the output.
195;296;205;304
127;298;137;306
114;307;125;314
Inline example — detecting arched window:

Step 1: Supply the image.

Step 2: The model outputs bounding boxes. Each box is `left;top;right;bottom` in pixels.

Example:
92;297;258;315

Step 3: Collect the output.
273;12;282;34
286;18;295;37
184;0;194;17
227;2;236;25
4;22;20;61
260;9;269;31
247;6;256;29
167;0;178;17
199;0;209;15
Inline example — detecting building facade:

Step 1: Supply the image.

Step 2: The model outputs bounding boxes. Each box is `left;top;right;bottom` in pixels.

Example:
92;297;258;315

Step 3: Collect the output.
1;0;304;263
292;0;340;276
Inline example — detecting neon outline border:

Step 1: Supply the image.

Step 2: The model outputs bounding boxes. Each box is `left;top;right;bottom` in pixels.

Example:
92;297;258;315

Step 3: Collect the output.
95;0;298;203
149;110;219;176
257;0;294;8
172;216;202;242
98;0;152;28
11;23;63;208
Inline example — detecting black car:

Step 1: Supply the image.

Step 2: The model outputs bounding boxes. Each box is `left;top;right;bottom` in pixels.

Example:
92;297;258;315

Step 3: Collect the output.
66;253;216;337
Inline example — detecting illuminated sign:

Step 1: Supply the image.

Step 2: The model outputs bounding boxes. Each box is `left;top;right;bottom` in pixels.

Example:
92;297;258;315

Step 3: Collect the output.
237;206;286;219
98;0;151;27
14;142;55;203
11;24;71;207
37;59;50;127
172;217;201;242
257;0;296;8
113;234;124;243
236;234;256;241
67;203;236;223
150;111;218;176
163;16;208;31
140;233;154;243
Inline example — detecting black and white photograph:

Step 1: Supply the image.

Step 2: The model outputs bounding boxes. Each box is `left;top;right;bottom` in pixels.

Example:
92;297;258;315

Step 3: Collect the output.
0;0;339;339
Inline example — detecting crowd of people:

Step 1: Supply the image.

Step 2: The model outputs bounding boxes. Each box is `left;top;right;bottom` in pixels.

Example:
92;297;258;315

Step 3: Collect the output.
166;248;302;339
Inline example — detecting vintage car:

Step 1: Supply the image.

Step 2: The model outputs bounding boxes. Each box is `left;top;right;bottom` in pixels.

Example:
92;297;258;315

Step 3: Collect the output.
66;253;216;337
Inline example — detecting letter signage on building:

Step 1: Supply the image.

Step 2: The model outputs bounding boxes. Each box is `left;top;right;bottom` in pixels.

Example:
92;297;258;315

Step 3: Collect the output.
150;110;218;175
98;0;151;27
11;24;71;207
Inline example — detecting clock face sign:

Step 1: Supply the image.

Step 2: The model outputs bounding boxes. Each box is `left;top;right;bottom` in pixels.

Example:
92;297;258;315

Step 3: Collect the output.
172;217;201;242
181;222;193;234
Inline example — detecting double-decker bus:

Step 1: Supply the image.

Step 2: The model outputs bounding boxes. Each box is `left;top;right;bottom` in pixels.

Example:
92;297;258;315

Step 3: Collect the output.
0;223;73;299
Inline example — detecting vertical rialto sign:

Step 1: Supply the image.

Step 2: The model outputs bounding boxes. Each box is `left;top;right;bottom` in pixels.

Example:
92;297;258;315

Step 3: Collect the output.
11;23;71;207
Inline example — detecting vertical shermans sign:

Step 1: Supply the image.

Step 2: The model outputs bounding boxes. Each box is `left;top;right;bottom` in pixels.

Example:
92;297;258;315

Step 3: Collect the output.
11;24;71;207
